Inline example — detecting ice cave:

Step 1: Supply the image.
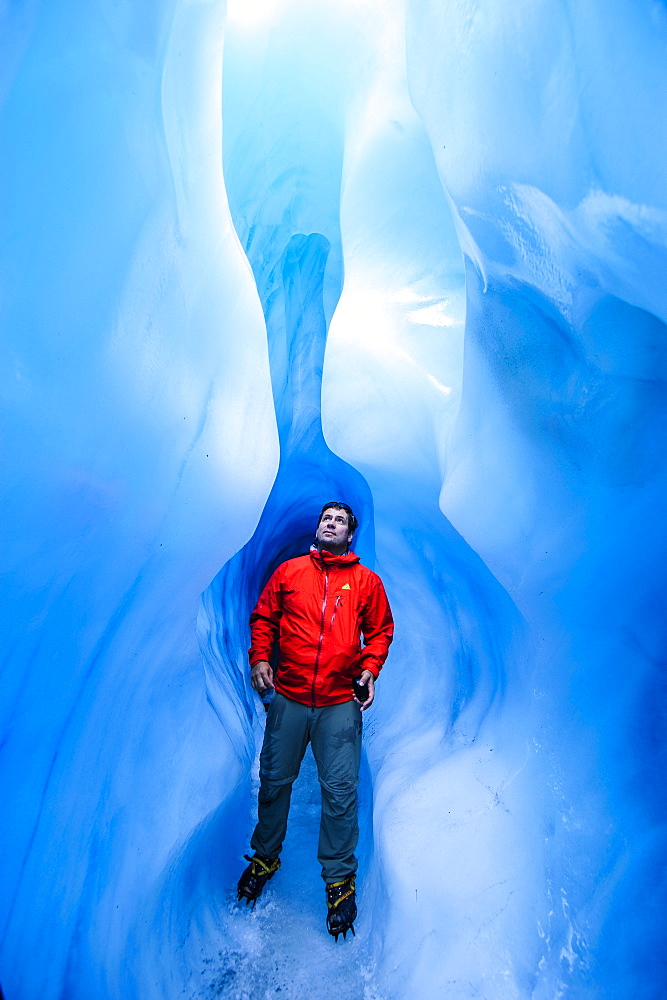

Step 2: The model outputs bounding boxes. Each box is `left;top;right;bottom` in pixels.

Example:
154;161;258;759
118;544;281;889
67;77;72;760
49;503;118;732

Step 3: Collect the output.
2;0;666;997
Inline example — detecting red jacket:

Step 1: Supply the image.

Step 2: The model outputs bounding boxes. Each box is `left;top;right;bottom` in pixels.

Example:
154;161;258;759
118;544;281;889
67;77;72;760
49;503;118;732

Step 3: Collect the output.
249;546;394;707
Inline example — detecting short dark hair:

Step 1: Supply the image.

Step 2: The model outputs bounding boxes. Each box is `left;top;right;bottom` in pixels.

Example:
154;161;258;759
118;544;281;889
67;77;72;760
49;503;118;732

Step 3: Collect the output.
318;501;358;536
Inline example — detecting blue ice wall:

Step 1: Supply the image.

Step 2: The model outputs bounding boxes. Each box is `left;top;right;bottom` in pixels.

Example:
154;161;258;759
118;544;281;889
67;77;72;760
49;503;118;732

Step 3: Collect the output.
404;4;667;997
0;2;278;997
2;1;667;998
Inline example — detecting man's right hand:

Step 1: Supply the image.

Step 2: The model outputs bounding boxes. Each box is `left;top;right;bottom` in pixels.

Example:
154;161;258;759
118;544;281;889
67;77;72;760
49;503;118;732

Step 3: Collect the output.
251;660;275;694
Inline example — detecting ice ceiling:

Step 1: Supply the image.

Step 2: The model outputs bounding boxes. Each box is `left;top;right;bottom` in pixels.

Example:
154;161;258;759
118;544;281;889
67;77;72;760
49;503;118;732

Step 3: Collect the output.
2;0;667;998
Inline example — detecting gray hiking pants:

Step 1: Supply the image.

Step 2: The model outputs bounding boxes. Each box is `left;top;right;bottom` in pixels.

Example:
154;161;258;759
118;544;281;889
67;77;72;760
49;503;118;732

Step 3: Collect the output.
250;691;362;883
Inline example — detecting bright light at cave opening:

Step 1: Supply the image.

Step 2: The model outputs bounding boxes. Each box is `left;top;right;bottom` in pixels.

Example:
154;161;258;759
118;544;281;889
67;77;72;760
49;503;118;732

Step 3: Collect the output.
329;285;456;396
226;0;386;31
226;0;281;29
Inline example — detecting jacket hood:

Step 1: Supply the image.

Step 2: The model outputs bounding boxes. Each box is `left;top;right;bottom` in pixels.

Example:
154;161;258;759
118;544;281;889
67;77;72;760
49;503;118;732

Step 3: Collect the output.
309;544;361;569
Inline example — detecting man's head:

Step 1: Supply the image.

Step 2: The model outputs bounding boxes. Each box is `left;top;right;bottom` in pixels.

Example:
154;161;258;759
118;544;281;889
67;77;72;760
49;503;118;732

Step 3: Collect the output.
315;501;357;554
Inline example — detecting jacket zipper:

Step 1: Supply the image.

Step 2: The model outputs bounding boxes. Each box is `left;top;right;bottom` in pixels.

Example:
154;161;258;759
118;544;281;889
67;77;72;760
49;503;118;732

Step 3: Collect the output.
330;595;342;629
311;570;329;708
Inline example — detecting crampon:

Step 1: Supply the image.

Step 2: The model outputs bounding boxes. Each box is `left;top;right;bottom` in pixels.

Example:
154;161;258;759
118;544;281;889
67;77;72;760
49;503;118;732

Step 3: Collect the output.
237;854;280;907
325;876;357;941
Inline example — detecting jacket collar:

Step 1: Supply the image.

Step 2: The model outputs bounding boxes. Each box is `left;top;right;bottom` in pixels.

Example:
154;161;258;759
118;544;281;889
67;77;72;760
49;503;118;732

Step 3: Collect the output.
309;544;360;569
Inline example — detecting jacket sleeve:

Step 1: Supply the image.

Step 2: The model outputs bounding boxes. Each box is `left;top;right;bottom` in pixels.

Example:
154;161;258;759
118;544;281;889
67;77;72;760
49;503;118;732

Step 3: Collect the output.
248;567;284;667
359;576;394;678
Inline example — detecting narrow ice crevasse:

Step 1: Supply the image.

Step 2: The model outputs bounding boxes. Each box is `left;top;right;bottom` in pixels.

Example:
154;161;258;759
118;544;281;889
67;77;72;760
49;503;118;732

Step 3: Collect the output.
2;2;667;1000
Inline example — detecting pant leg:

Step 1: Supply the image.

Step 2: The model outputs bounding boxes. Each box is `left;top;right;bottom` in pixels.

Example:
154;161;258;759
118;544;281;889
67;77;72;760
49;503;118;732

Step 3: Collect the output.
250;692;310;859
310;699;362;883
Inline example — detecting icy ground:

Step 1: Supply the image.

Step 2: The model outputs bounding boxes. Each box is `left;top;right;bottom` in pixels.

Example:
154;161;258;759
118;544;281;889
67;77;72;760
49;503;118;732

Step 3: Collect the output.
193;742;379;1000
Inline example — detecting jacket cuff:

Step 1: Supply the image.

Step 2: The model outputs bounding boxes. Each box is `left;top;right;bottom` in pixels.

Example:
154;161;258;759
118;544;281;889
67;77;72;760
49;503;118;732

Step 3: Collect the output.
360;656;381;679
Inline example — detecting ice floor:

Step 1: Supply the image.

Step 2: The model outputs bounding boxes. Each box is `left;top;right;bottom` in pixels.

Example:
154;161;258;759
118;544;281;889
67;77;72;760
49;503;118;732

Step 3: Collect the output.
193;742;378;1000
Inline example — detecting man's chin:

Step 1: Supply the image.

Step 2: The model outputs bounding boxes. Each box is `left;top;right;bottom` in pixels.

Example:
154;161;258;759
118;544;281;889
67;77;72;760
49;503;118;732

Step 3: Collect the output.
318;539;345;554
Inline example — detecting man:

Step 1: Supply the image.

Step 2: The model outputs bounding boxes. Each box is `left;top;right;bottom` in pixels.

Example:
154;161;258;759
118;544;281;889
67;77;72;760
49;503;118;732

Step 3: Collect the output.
237;501;394;940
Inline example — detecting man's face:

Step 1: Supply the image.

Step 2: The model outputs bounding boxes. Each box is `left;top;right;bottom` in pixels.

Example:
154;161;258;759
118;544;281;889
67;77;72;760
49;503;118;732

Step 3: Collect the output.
316;507;353;554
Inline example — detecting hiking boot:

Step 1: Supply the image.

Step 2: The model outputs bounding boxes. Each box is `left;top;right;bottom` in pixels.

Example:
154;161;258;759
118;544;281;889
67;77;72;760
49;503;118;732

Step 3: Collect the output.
237;853;280;906
325;875;357;941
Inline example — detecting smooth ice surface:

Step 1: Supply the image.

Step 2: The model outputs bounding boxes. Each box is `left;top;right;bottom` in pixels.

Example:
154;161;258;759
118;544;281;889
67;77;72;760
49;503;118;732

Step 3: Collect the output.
2;1;667;998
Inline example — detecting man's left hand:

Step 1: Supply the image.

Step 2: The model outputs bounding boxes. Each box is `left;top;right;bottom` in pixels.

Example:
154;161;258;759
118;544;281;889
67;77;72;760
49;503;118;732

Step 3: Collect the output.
354;669;375;711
